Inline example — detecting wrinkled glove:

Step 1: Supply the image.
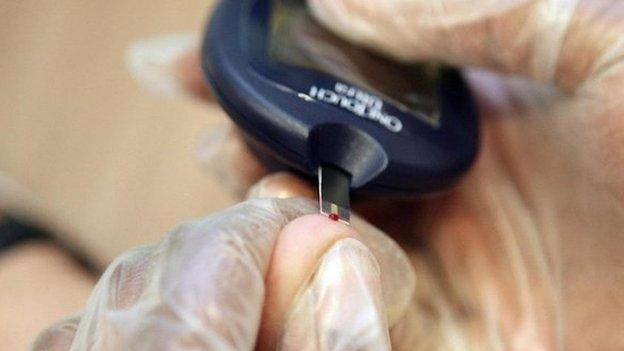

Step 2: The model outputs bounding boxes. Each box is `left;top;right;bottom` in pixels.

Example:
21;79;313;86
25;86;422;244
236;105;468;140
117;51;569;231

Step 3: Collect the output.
30;198;415;351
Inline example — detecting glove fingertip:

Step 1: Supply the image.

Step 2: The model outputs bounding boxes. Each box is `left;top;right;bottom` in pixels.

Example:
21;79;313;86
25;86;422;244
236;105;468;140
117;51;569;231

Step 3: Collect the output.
29;314;82;351
280;238;391;351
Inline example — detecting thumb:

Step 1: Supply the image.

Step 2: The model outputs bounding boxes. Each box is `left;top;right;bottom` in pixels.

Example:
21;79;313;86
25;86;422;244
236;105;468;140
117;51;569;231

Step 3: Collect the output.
308;0;624;91
280;238;391;351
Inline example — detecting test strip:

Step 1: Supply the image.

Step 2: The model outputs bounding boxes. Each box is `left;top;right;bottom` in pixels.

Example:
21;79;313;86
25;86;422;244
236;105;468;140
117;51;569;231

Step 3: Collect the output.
318;165;351;224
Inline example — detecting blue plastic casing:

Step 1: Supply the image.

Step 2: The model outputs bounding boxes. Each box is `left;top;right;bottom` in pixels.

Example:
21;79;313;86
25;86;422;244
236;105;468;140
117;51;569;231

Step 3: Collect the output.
201;0;479;195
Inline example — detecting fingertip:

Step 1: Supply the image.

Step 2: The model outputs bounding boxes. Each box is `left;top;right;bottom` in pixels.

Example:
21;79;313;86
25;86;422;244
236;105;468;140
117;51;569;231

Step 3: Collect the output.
258;214;361;350
278;214;359;248
246;172;316;200
29;314;82;351
281;237;391;351
175;47;214;101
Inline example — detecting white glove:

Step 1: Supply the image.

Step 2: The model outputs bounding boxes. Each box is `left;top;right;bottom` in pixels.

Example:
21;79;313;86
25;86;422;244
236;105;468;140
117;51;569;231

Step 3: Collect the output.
30;198;415;351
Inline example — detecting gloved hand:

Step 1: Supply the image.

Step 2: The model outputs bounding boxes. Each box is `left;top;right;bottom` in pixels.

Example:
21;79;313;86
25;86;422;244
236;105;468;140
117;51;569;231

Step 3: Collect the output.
61;0;623;349
122;0;624;349
30;197;415;351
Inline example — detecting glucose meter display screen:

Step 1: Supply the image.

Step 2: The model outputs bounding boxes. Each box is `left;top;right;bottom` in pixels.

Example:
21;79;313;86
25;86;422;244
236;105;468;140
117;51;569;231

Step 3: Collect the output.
267;0;440;125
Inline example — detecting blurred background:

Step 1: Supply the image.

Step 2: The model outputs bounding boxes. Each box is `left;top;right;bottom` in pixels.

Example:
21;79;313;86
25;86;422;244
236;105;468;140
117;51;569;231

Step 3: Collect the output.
0;0;234;348
0;0;233;264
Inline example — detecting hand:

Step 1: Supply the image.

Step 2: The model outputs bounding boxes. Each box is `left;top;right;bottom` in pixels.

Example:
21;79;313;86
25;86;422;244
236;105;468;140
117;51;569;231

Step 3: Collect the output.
149;0;623;349
30;197;415;350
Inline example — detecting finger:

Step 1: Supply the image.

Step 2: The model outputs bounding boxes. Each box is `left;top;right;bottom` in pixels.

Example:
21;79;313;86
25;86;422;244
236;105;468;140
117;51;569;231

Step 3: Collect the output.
66;245;160;350
242;171;418;348
257;213;416;350
176;46;213;100
308;0;624;91
245;176;417;349
197;126;270;197
280;238;391;351
29;314;82;351
258;214;361;350
125;33;213;100
246;172;316;199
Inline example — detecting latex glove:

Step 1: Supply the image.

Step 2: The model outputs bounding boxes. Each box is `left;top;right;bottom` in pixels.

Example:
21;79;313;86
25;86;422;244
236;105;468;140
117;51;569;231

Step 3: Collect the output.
130;0;624;349
30;197;415;351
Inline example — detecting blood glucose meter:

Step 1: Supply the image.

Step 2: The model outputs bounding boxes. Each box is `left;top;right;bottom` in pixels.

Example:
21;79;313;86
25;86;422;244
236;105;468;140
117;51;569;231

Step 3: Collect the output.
201;0;479;221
